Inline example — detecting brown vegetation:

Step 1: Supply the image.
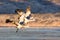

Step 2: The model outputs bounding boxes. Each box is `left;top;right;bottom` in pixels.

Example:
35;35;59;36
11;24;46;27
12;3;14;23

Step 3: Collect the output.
0;13;60;28
48;0;60;5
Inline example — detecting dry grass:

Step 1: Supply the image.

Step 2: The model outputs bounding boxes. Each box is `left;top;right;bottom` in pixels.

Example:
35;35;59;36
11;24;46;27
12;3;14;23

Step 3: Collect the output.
0;13;60;28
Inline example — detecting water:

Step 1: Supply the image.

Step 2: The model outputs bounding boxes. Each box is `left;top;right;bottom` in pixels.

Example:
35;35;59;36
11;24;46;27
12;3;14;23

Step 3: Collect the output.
0;0;60;13
0;27;60;40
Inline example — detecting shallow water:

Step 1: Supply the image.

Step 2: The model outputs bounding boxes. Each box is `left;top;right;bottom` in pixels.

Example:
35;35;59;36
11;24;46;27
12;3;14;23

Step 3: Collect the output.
0;27;60;40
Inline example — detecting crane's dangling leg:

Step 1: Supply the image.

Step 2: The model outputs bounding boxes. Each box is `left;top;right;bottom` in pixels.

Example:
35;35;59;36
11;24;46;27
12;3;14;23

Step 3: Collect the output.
16;27;19;33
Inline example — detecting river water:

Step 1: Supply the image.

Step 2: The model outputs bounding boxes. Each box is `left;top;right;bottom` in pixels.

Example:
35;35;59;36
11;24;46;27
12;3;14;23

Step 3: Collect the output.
0;27;60;40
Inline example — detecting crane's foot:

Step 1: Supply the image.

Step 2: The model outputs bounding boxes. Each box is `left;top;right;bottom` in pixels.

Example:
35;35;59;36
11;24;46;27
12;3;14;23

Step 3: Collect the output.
16;28;19;33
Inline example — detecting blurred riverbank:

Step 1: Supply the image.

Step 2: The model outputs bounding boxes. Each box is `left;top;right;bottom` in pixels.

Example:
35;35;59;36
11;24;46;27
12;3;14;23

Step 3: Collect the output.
0;13;60;28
